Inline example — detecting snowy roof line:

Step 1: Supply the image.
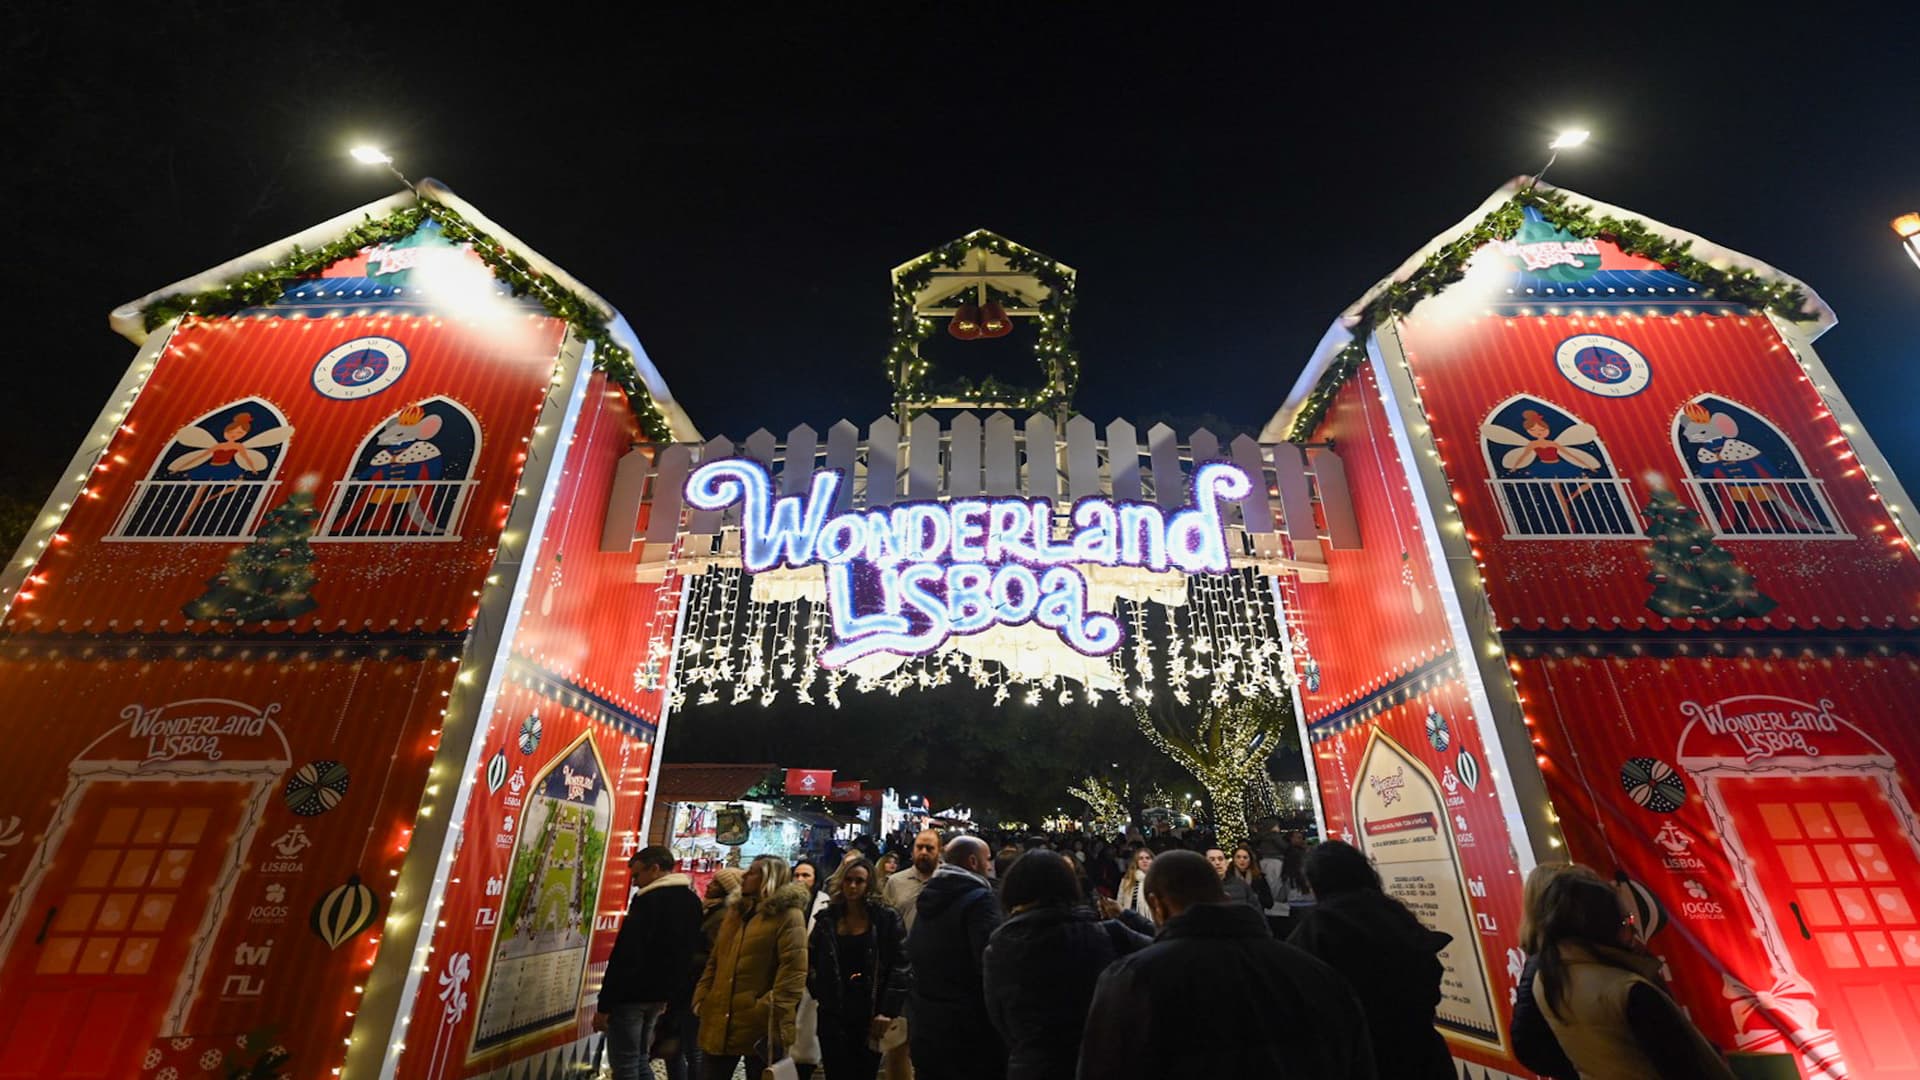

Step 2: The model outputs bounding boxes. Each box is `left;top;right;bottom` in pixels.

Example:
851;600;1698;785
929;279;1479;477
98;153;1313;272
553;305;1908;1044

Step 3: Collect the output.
1258;178;1837;442
108;179;700;442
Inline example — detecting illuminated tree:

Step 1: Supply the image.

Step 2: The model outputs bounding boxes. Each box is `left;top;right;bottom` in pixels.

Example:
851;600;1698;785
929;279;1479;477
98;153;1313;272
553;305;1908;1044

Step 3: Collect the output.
1067;774;1131;834
1134;693;1292;848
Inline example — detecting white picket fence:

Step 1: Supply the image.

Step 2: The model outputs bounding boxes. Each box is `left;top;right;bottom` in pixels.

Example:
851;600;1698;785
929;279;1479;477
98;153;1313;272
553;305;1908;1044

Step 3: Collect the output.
603;413;1356;580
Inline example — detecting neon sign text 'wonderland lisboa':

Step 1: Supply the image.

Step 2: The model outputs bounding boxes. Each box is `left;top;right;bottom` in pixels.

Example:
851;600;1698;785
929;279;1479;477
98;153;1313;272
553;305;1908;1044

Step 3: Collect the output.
682;459;1253;667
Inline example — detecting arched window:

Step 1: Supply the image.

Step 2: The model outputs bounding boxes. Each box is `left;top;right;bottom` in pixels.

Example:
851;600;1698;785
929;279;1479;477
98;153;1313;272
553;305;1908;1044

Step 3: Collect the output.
108;398;293;540
1479;395;1641;539
316;398;482;541
1672;395;1846;539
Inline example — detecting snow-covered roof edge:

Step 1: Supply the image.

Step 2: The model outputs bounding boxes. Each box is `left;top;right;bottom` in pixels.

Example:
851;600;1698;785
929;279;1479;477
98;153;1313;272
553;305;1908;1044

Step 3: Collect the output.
107;179;701;442
1258;177;1837;442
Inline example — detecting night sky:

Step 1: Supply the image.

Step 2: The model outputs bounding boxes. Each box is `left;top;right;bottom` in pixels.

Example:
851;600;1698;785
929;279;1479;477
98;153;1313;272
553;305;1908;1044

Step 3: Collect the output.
8;5;1920;497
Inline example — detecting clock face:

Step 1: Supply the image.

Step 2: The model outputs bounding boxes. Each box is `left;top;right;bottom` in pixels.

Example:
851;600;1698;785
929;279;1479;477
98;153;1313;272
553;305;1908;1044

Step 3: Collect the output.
313;337;409;400
1555;334;1651;398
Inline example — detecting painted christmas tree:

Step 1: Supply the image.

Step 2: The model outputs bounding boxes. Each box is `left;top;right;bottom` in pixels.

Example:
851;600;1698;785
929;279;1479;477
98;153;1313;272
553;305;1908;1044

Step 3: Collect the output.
185;479;321;623
1642;490;1776;620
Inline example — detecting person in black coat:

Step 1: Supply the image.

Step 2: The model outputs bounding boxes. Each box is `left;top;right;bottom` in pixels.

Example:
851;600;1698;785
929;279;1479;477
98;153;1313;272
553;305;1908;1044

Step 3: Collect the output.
984;852;1150;1080
907;836;1007;1080
1078;849;1375;1079
808;855;910;1080
594;845;704;1080
1287;841;1455;1080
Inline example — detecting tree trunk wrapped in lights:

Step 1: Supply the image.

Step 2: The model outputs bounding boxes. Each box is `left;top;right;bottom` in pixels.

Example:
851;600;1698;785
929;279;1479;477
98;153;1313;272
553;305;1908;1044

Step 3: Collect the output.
1134;693;1292;848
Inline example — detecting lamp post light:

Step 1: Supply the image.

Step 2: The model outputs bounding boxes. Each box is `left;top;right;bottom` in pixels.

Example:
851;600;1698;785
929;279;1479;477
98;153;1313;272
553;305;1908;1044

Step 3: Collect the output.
1893;213;1920;271
350;145;415;192
1528;129;1590;190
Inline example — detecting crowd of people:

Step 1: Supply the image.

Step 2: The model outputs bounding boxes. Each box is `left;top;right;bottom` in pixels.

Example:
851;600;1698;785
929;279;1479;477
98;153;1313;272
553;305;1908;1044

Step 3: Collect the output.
595;821;1736;1079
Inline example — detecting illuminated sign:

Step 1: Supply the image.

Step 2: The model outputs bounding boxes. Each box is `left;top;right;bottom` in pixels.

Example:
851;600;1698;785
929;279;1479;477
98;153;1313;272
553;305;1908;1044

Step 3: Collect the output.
683;458;1252;666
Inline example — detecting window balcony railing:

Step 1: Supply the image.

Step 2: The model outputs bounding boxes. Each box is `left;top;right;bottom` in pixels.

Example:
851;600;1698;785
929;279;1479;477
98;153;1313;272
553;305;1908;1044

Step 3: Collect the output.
105;479;281;541
314;479;478;542
1683;477;1848;540
1486;477;1644;539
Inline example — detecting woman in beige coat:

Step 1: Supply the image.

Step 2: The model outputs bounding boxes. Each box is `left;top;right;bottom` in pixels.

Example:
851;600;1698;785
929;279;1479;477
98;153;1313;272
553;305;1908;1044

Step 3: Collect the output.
693;854;810;1080
1532;872;1735;1079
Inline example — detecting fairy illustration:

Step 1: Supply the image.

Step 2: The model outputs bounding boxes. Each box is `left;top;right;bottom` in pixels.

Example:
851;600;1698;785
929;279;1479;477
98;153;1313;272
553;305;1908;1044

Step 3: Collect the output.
161;409;294;535
1482;409;1603;523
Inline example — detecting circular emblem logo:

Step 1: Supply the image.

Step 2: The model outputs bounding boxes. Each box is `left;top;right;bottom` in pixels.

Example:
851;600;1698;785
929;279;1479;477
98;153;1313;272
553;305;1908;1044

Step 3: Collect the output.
1555;335;1650;398
312;337;408;400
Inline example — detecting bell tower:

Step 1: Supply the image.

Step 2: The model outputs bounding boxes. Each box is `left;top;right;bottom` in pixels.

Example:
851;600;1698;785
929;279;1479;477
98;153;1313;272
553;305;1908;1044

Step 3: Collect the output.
885;229;1079;420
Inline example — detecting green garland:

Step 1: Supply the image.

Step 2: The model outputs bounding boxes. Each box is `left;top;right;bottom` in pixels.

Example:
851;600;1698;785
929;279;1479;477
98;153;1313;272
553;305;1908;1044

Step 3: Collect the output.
886;231;1079;415
1284;188;1817;442
141;198;677;443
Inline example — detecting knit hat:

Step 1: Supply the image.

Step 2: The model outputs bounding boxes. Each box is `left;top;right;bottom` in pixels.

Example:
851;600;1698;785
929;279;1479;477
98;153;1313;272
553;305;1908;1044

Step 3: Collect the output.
708;867;744;898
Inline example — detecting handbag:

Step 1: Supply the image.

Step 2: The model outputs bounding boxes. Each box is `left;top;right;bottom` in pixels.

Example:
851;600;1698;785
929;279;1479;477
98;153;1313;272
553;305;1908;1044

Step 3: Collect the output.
762;1014;799;1080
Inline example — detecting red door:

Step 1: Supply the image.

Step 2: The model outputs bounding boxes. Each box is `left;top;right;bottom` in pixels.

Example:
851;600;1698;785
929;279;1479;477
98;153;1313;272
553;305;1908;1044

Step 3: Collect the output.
0;780;251;1078
1722;774;1920;1079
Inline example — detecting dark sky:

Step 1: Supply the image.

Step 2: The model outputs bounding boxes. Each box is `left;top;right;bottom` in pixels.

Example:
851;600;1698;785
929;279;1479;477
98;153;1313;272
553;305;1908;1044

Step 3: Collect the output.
7;4;1920;496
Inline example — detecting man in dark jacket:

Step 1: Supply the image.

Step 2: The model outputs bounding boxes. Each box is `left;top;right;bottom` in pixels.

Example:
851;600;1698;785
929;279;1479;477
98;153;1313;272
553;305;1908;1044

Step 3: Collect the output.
1287;840;1455;1080
907;836;1006;1080
593;845;703;1080
1077;850;1377;1080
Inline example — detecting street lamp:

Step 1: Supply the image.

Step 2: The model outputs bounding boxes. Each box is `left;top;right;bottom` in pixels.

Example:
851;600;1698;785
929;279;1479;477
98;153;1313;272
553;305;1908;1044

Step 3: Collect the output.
1528;129;1590;190
1893;213;1920;271
350;144;415;192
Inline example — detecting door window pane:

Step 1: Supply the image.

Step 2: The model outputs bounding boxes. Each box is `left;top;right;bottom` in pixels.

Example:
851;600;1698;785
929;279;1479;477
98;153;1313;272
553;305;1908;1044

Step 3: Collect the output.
53;894;100;933
1877;889;1918;924
1797;889;1842;928
1782;846;1823;884
1855;844;1896;882
1760;803;1802;840
1796;803;1839;840
112;850;155;889
1817;844;1861;882
95;808;138;845
1831;802;1873;839
1858;931;1900;968
1836;888;1877;926
132;809;173;845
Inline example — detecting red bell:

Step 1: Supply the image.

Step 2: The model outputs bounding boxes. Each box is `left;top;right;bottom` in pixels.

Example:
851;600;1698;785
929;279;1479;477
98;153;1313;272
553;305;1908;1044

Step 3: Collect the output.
948;303;983;340
978;300;1012;338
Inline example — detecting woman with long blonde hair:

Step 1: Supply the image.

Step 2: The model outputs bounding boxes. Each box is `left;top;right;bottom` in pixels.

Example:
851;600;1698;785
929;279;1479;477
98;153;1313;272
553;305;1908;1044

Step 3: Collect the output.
692;854;810;1080
1115;846;1154;919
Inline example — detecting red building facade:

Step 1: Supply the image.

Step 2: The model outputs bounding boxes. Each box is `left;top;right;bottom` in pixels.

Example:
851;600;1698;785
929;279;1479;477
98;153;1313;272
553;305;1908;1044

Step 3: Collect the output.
0;186;695;1080
1275;185;1920;1078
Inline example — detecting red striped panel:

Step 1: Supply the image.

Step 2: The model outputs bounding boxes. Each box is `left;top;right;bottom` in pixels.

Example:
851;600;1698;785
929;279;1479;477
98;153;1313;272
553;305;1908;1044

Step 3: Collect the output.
1290;365;1456;722
509;374;685;724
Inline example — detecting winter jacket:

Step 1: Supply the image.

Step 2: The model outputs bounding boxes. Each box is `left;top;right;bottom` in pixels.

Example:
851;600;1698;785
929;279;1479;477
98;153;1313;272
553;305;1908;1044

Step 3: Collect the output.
1532;942;1736;1080
599;873;703;1011
692;882;810;1055
1511;951;1579;1079
807;899;911;1023
1078;901;1376;1079
907;864;1007;1079
983;905;1151;1080
1288;889;1455;1080
1222;870;1271;912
